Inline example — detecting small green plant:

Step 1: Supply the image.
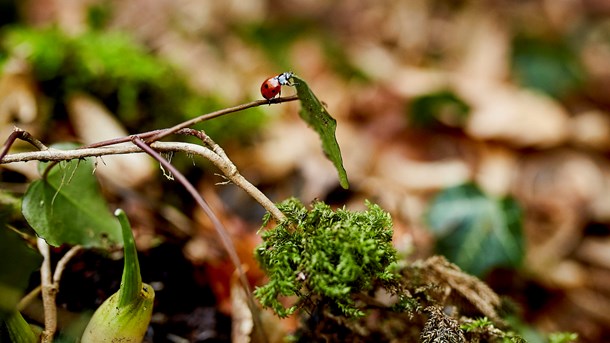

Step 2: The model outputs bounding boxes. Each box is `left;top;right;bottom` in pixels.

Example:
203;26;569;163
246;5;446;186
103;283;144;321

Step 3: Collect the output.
81;209;154;342
460;317;526;343
255;198;398;318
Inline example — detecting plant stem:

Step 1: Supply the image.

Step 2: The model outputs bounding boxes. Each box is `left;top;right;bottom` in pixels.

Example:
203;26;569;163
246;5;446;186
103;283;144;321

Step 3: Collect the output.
0;127;48;162
132;137;268;343
144;95;299;143
0;141;285;222
81;95;299;149
37;238;56;343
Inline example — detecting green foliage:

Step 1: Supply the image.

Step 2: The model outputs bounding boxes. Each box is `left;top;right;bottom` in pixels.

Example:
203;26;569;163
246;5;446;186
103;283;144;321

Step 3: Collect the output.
255;198;397;318
0;227;41;318
0;191;41;319
426;183;524;277
548;332;578;343
460;317;494;331
511;36;585;98
1;311;37;343
460;317;526;343
292;75;349;189
409;90;470;128
0;26;265;141
21;144;122;248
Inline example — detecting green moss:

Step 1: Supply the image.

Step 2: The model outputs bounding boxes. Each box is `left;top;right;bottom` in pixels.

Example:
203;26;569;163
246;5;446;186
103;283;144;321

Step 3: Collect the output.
255;198;398;318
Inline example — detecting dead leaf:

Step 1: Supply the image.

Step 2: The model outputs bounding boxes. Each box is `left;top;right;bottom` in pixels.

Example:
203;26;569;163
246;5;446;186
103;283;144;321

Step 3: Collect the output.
66;92;154;187
569;110;610;151
462;85;570;148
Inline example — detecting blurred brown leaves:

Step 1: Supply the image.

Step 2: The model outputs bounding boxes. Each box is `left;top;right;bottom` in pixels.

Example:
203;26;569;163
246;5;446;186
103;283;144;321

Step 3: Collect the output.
3;0;610;341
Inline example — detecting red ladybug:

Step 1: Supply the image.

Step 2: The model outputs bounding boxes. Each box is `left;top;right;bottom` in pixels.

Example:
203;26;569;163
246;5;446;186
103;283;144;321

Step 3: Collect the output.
260;72;294;101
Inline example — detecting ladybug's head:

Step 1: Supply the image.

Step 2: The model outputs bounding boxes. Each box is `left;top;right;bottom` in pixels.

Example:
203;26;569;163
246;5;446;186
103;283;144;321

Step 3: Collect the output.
276;71;294;86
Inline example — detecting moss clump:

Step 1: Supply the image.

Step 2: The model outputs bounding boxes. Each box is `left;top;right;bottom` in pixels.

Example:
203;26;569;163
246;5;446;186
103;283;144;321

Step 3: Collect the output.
255;198;398;318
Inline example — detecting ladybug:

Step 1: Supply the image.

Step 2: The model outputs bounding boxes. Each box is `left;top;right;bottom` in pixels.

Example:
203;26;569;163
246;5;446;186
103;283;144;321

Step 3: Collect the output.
260;71;295;101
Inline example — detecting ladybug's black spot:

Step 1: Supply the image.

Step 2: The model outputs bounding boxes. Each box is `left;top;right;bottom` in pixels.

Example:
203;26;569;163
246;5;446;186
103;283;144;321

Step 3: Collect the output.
264;84;269;89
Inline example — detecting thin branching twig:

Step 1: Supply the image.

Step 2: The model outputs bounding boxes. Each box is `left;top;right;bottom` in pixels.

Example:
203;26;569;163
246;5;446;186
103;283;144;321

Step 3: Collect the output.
81;95;299;149
0;127;48;161
132;137;268;343
0;141;285;221
35;241;83;342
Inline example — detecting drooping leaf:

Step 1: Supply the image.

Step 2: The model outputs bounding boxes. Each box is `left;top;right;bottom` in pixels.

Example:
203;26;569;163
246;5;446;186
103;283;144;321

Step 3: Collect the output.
21;144;121;248
425;183;524;277
292;75;349;189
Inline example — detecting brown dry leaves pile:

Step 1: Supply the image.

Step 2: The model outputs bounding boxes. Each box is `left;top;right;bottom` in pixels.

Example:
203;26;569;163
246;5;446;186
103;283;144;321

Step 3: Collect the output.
3;0;610;341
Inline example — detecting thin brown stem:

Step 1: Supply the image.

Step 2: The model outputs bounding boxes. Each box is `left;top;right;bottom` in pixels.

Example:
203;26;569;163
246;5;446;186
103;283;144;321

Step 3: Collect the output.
53;246;83;285
132;137;268;343
80;95;299;150
145;95;299;143
0;142;286;222
0;127;48;162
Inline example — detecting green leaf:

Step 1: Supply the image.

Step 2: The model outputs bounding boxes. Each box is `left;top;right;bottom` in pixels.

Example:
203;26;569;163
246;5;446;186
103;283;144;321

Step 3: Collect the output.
409;90;470;128
1;310;37;343
293;75;349;189
22;145;121;248
0;227;41;318
115;209;142;308
425;183;524;277
511;36;584;98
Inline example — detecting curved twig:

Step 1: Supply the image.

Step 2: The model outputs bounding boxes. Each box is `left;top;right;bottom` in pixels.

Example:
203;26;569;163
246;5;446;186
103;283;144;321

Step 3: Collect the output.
132;137;268;343
0;141;285;222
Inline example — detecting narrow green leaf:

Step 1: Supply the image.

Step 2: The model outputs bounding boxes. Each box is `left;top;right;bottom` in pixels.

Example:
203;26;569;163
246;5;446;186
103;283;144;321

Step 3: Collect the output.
81;209;154;342
2;310;37;343
21;145;121;248
425;183;524;277
292;75;349;189
115;209;142;308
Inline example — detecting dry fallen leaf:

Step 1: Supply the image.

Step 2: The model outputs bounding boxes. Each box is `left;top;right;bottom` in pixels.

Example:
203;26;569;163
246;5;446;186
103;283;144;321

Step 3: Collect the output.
462;84;570;148
66;92;155;188
569;110;610;151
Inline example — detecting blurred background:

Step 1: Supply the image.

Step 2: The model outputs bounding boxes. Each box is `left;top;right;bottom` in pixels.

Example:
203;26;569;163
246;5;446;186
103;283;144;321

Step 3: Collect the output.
2;0;610;342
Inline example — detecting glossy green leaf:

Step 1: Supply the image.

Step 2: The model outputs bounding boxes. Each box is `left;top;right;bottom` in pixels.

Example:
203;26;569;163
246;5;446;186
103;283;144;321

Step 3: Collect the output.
22;146;121;248
293;75;349;189
425;183;524;277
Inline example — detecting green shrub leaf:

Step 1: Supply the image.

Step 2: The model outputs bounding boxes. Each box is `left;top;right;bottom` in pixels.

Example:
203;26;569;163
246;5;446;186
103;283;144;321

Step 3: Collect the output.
426;183;524;277
293;75;349;189
22;145;121;248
